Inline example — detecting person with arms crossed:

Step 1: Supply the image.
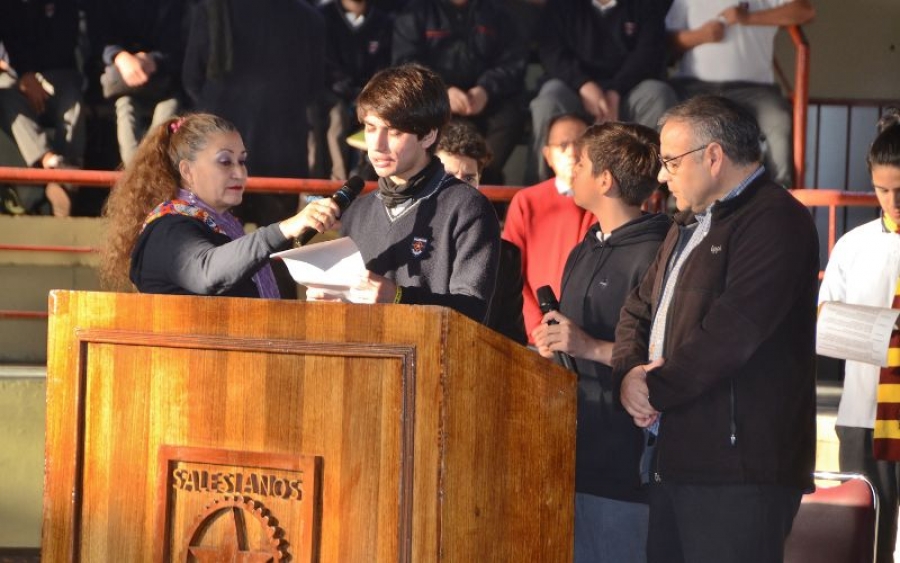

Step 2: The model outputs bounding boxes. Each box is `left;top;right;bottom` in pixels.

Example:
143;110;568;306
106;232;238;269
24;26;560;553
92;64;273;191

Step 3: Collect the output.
99;113;341;296
665;0;815;187
614;95;819;563
532;121;671;563
819;108;900;563
310;64;500;323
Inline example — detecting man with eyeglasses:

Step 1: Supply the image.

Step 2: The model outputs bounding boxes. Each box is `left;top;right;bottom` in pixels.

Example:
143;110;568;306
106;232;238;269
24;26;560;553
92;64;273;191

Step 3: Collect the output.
613;95;819;563
503;113;594;344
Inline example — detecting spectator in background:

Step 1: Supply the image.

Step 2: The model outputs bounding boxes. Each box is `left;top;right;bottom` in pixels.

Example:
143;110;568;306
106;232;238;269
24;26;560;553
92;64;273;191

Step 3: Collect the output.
436;119;526;343
503;113;594;344
665;0;815;188
0;0;84;216
529;0;676;183
183;0;326;298
309;0;393;181
86;0;185;165
392;0;528;185
532;121;670;563
818;108;900;563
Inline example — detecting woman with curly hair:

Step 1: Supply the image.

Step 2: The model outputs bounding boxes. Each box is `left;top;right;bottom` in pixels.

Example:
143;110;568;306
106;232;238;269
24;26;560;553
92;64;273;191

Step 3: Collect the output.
99;112;341;296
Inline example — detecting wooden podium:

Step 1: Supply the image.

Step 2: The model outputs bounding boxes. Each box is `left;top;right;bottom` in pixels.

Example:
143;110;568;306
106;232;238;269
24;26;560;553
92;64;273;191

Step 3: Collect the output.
43;291;576;562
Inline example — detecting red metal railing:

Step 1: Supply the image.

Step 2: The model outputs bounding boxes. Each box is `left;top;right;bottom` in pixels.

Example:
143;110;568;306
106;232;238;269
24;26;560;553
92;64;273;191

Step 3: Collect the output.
773;25;810;189
788;25;810;190
0;167;879;320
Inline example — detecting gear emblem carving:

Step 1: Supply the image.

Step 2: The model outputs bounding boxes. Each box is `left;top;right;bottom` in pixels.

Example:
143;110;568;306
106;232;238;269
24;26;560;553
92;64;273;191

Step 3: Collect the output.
184;495;287;562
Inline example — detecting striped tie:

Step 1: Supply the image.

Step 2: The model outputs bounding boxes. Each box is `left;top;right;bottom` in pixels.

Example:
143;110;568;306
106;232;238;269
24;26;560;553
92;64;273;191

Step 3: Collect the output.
873;265;900;459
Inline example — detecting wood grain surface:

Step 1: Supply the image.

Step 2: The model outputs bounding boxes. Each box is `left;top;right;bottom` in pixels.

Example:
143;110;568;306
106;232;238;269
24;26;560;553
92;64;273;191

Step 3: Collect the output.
43;291;575;562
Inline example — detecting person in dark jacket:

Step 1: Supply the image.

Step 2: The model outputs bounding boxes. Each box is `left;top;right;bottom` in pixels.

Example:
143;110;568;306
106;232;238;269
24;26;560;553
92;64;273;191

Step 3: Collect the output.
532;121;670;563
309;0;393;181
0;0;84;216
86;0;185;165
614;95;819;563
392;0;527;185
436;118;526;343
183;0;325;297
528;0;676;183
99;113;341;296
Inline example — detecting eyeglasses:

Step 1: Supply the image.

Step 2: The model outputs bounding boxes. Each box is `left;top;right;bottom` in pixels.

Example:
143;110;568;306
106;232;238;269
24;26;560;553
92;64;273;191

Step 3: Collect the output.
659;145;709;174
547;140;578;152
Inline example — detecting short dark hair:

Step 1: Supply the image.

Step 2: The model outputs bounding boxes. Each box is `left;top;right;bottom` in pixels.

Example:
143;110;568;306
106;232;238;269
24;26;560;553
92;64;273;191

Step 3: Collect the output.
868;107;900;171
436;119;493;172
356;63;451;154
660;95;762;165
578;122;661;207
545;112;591;146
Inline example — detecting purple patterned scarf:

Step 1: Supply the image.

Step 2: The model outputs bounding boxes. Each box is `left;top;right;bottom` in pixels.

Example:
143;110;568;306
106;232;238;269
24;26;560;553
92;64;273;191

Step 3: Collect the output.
174;189;280;298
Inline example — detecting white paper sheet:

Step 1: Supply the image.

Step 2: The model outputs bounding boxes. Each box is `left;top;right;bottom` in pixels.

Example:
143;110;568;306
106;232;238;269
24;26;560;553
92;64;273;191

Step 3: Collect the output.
271;237;366;300
816;301;900;367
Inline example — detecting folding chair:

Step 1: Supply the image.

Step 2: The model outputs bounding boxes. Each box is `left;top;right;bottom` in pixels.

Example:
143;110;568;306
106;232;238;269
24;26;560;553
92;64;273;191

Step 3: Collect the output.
784;471;879;563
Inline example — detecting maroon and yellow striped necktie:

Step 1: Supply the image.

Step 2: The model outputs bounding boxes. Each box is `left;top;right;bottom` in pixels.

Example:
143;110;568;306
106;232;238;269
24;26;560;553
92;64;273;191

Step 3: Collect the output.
873;215;900;459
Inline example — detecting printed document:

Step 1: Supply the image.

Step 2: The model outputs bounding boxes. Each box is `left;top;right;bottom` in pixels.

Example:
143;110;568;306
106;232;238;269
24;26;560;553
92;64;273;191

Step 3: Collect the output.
817;301;900;367
271;237;366;300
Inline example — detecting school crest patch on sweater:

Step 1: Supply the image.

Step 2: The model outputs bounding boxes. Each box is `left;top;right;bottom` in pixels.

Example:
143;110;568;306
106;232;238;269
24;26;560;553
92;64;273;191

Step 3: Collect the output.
411;237;428;257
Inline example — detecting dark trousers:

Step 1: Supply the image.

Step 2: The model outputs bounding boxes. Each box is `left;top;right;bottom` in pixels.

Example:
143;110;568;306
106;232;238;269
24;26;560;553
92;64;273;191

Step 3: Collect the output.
837;425;899;563
648;482;802;563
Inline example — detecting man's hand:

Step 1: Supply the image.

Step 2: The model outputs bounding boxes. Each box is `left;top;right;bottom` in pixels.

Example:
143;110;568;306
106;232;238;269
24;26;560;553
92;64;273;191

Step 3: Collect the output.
17;72;48;115
603;89;621;123
718;4;749;25
699;19;727;43
447;86;471;115
531;310;612;364
621;358;664;427
135;51;158;75
114;51;150;87
348;271;397;304
466;86;489;115
578;81;611;123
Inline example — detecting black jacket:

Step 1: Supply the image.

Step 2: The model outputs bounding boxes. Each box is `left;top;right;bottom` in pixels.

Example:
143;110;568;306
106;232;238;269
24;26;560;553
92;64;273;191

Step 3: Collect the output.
131;214;290;297
485;240;527;344
1;0;80;75
391;0;526;99
183;0;324;179
612;177;819;490
320;0;393;102
560;212;671;502
87;0;185;78
537;0;667;94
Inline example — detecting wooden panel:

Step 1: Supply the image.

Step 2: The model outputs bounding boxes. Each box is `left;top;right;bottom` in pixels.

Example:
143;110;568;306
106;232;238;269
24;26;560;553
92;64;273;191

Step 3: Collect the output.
43;291;576;562
73;334;412;562
440;322;576;562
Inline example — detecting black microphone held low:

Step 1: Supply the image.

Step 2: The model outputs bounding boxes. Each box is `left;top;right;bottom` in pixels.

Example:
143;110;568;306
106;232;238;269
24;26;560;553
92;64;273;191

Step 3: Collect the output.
536;285;578;373
295;176;365;246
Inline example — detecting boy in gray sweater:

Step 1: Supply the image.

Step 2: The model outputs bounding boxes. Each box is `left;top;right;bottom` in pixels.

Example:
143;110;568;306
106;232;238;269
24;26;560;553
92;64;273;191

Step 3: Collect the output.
312;63;500;322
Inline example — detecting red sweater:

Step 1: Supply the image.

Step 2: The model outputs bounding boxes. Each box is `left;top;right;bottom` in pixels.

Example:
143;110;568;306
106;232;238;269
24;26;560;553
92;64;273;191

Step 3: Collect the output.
502;179;595;343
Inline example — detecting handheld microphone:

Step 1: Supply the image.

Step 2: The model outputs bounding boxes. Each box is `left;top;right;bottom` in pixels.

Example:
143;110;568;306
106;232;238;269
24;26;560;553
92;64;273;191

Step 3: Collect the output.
536;285;578;373
296;176;365;246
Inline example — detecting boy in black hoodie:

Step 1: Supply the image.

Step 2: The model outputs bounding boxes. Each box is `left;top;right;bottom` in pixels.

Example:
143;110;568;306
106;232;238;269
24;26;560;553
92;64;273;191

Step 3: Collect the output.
532;121;670;563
